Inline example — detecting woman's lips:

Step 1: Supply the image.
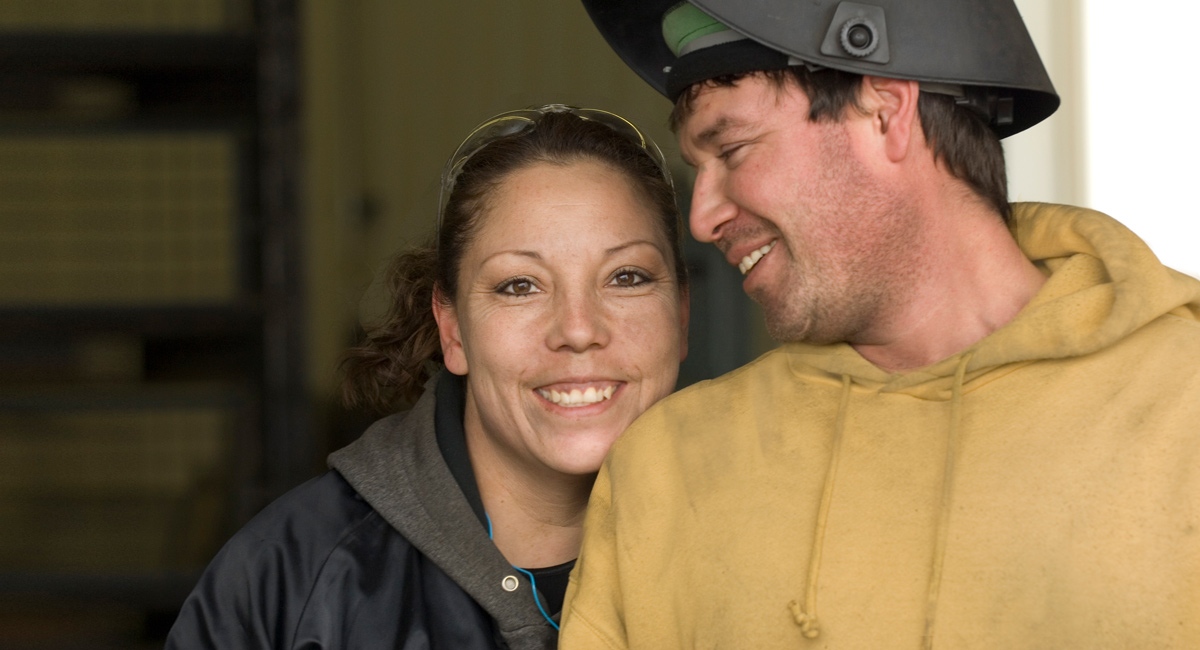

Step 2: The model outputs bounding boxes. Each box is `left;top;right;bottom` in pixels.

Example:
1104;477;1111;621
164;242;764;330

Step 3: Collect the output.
535;382;619;408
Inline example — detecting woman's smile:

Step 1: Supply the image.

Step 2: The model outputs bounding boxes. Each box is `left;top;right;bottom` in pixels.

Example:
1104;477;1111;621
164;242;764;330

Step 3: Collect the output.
535;381;621;409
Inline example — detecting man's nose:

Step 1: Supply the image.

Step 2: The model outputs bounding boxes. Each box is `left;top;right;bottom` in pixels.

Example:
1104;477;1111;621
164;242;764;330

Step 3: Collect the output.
688;167;737;244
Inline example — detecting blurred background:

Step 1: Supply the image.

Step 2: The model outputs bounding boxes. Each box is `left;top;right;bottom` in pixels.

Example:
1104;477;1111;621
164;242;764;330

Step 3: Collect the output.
0;1;1194;648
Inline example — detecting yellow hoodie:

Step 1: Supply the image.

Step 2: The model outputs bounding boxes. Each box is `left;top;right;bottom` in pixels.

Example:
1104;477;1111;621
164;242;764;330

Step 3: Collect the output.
561;204;1200;649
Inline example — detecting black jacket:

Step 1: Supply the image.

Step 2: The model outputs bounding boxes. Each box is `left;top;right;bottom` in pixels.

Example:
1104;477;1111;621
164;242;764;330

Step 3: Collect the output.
165;374;558;649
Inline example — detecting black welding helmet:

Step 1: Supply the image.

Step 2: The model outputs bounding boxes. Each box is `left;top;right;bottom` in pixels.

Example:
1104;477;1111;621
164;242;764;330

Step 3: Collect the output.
581;0;1059;138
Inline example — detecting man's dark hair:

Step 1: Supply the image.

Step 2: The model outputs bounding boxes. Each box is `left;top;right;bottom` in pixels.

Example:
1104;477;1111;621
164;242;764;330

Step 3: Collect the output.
671;67;1011;223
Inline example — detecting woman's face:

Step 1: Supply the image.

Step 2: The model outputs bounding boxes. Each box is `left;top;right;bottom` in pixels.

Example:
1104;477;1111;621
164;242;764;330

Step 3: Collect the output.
435;159;688;477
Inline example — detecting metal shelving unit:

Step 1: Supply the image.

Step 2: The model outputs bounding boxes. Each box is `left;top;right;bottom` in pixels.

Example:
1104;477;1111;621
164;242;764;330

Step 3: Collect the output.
0;1;307;646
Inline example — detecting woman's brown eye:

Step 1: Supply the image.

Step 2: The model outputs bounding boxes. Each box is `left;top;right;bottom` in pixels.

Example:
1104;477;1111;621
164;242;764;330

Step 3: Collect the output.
612;270;646;287
501;278;537;295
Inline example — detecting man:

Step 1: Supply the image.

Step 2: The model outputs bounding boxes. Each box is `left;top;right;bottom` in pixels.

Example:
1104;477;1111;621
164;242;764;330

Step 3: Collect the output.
560;1;1200;648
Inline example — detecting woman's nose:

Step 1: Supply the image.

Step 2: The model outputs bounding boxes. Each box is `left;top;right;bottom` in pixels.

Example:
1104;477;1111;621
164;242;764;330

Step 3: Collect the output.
546;290;610;353
689;167;737;244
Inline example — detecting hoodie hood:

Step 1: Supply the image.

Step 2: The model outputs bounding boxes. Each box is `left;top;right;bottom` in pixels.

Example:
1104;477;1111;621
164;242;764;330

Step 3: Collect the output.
786;203;1200;400
329;373;557;649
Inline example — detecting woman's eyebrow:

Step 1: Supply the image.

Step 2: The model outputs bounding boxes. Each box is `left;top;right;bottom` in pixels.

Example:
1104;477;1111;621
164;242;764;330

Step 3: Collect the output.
479;249;542;265
606;240;666;257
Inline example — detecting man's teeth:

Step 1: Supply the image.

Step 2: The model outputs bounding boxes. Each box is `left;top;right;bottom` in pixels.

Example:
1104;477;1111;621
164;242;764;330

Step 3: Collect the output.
738;241;777;275
538;385;616;407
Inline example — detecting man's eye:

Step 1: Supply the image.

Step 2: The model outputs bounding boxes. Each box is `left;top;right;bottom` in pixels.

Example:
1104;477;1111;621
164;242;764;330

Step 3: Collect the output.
718;144;745;161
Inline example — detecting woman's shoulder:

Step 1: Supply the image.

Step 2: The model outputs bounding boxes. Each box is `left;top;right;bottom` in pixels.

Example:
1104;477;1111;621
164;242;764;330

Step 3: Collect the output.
210;471;415;595
165;471;412;648
237;471;378;547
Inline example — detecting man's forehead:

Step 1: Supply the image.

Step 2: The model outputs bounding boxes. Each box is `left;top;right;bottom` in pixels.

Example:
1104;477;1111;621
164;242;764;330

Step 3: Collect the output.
678;80;785;153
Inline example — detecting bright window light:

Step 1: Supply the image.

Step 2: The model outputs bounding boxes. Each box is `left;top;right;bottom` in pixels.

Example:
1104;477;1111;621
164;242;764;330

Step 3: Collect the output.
1084;2;1199;278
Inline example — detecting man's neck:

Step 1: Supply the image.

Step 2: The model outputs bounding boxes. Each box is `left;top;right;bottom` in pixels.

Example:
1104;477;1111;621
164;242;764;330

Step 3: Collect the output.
851;198;1046;373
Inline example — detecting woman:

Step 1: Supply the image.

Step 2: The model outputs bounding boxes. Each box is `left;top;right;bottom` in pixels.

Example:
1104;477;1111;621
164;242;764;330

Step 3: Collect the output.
165;105;689;649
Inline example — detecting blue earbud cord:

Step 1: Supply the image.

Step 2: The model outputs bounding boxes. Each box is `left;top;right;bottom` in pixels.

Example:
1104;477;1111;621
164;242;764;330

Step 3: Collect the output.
486;513;560;630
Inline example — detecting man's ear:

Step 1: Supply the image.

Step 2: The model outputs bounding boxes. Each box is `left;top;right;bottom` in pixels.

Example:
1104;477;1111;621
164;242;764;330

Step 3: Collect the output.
432;288;469;376
861;75;920;163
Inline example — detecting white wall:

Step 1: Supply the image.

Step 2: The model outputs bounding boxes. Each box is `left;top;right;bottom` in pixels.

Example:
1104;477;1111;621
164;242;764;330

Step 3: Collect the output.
1007;0;1199;278
1005;0;1085;208
1083;2;1199;278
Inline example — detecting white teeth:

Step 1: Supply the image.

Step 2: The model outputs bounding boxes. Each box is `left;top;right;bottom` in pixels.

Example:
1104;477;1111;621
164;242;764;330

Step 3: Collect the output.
537;385;617;408
738;241;777;275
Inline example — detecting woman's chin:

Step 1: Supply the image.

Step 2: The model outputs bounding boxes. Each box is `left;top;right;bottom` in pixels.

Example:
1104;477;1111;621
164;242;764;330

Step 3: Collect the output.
537;430;624;477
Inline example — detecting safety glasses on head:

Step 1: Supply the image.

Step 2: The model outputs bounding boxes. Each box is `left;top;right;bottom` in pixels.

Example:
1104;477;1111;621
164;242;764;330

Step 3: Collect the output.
437;104;672;236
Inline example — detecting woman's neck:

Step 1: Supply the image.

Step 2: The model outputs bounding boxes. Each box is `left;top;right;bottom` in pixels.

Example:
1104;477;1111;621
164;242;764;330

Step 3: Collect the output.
465;425;595;569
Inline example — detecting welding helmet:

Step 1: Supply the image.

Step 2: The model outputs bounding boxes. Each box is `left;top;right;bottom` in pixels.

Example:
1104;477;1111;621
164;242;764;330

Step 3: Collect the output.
581;0;1059;137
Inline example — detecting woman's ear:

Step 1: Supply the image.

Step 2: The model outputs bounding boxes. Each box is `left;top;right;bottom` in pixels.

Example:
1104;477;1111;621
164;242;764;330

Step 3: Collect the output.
432;287;469;376
861;75;920;163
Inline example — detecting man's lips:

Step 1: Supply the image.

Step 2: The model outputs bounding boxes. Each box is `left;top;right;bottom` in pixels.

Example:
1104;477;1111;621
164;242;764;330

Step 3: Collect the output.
736;240;777;275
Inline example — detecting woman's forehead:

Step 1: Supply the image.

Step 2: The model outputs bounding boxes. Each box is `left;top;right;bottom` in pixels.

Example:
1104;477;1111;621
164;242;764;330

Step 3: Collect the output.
471;161;667;252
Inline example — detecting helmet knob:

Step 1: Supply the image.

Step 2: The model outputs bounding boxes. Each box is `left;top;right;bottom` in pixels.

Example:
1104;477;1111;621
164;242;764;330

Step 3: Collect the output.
840;17;879;57
820;3;890;64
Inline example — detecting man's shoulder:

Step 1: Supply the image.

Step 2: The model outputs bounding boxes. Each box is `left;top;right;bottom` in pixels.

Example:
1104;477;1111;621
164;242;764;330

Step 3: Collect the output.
1157;308;1200;338
614;347;797;451
1117;309;1200;388
665;346;792;404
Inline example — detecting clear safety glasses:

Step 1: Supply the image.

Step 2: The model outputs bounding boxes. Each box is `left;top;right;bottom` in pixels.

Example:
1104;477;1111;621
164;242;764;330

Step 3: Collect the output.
436;104;672;234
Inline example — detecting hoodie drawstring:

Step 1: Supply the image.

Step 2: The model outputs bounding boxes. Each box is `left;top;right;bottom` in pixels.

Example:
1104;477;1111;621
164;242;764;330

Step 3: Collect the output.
789;374;853;639
923;352;973;650
790;355;973;645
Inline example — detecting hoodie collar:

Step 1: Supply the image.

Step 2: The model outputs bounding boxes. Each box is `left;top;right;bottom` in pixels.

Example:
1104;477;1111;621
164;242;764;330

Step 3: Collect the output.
785;203;1200;400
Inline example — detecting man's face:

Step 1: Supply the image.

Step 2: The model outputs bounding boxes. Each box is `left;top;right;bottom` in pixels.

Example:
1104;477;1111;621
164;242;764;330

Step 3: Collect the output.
678;74;920;345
